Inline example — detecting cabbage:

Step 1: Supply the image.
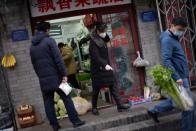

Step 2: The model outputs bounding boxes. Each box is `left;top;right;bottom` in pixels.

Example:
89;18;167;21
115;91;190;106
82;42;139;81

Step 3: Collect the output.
54;96;68;118
55;104;58;111
59;109;66;117
54;93;60;102
56;111;59;117
57;100;65;110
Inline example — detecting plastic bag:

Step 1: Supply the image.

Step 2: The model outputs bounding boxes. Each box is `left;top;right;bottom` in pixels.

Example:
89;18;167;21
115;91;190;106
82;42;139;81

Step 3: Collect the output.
144;86;150;99
133;51;149;67
72;97;92;115
59;83;72;95
178;86;194;111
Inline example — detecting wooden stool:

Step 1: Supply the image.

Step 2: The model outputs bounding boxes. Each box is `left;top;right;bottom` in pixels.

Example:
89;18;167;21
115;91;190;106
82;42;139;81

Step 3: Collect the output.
100;87;112;103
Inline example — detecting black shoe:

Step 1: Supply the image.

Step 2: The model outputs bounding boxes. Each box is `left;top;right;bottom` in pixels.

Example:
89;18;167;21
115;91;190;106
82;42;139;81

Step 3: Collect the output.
73;120;86;128
117;104;130;112
52;125;61;131
147;110;160;123
92;108;100;115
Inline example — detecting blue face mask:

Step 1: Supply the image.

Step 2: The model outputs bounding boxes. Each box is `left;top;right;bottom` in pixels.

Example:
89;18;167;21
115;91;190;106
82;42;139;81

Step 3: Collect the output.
174;31;184;37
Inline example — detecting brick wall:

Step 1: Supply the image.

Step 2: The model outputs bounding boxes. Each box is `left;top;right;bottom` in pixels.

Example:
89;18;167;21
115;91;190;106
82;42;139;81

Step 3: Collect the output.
135;1;162;88
0;1;46;119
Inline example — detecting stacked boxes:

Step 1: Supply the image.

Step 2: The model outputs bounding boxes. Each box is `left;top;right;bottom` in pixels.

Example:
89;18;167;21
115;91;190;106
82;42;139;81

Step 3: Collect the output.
16;105;35;128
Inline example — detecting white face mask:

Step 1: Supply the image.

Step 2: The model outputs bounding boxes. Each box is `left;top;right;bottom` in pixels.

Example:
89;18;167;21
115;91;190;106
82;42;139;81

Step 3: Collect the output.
99;32;107;38
174;31;184;37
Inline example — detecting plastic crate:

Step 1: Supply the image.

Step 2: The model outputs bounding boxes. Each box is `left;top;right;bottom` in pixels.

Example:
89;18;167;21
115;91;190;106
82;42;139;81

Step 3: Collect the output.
18;115;36;128
16;105;34;117
128;97;152;106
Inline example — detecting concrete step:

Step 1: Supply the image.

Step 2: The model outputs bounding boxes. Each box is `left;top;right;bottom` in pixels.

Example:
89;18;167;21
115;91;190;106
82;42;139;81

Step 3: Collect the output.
103;113;181;131
62;108;179;131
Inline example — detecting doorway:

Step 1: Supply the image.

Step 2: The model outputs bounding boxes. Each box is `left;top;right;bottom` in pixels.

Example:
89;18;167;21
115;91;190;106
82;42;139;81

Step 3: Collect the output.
31;4;144;106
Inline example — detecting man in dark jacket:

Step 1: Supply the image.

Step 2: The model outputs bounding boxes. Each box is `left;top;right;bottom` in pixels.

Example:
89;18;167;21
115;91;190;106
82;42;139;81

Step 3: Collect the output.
148;17;195;131
89;22;130;115
30;22;85;131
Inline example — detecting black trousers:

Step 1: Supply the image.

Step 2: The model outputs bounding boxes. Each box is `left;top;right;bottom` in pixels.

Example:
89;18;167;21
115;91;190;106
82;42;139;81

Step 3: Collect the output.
42;89;80;127
92;84;121;108
67;74;80;89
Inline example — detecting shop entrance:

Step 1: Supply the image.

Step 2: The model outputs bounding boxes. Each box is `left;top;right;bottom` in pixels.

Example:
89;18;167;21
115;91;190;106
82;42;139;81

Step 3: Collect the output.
31;4;144;107
48;15;114;108
99;12;144;102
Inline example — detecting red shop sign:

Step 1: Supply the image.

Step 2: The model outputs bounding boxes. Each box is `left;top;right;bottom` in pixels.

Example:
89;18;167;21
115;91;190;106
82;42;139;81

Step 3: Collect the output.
29;0;132;17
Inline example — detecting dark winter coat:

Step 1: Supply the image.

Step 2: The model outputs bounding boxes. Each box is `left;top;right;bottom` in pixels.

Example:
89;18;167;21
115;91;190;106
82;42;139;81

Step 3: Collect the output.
89;31;114;87
30;32;66;92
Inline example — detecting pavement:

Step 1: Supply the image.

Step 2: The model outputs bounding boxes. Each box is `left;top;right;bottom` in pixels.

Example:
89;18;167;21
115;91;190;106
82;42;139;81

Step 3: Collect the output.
18;102;157;131
18;90;196;131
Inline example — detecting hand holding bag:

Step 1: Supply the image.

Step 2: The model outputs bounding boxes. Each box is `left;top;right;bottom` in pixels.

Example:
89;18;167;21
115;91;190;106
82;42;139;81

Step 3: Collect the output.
178;85;194;111
59;82;72;95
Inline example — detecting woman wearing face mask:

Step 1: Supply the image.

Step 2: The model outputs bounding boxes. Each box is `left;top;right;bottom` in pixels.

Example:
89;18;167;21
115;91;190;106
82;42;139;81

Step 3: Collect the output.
89;22;130;115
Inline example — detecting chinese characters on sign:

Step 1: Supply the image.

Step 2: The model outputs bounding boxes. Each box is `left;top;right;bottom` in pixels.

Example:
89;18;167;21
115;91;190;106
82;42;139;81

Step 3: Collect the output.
57;0;71;9
30;0;131;17
37;0;56;12
112;26;128;47
93;0;124;5
76;0;90;7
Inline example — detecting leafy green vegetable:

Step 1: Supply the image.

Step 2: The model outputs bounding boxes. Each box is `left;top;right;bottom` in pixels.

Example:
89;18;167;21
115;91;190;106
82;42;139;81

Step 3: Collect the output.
56;111;59;117
55;104;58;111
149;65;191;110
54;98;68;118
77;72;91;81
54;93;60;102
57;100;65;110
59;109;66;117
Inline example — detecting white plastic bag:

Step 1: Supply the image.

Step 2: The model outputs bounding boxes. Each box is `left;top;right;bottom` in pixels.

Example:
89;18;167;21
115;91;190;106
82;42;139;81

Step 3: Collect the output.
133;51;149;67
72;97;92;115
144;86;151;99
178;86;194;111
59;83;72;95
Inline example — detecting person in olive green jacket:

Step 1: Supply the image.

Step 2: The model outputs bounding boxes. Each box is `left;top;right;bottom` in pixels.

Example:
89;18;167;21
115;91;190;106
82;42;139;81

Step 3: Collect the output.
58;42;81;90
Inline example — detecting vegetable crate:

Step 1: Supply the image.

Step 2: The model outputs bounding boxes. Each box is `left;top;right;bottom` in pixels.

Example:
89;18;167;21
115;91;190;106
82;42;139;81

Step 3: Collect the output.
128;96;151;106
